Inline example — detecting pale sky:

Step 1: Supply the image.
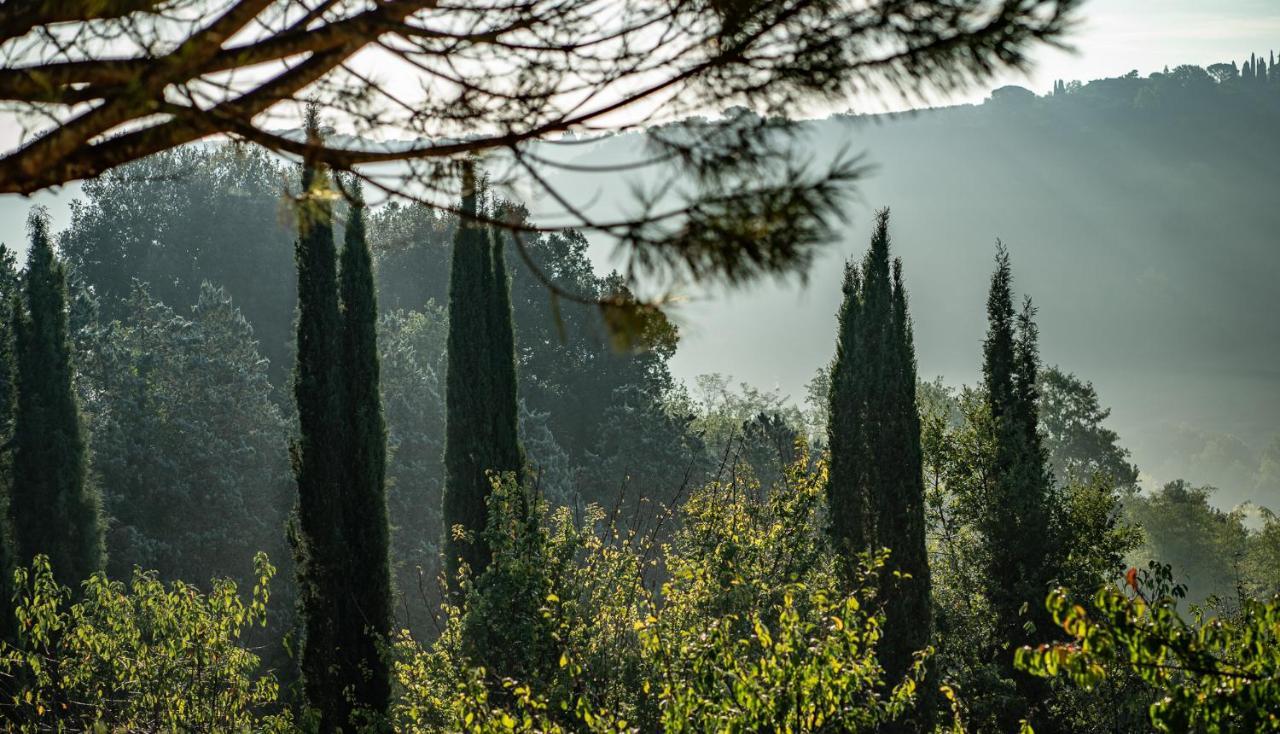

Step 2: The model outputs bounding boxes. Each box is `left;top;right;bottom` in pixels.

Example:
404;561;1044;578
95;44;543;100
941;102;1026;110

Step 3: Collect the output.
970;0;1280;100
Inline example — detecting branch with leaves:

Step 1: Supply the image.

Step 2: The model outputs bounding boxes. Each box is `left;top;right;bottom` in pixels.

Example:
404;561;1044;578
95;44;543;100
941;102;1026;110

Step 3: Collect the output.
1016;562;1280;732
2;0;1077;307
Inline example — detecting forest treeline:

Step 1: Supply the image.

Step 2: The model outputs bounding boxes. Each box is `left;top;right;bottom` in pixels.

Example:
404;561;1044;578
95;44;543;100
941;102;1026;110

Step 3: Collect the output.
0;59;1278;732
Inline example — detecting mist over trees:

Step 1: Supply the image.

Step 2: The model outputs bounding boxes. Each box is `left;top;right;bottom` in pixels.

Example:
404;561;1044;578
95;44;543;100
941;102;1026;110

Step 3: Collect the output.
538;54;1280;512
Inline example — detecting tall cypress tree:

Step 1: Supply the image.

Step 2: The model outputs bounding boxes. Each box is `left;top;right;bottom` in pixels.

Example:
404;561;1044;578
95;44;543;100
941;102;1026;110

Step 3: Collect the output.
0;244;17;440
10;208;104;590
443;166;524;589
826;209;930;681
0;243;19;640
879;256;931;681
290;113;350;729
827;259;867;563
979;245;1056;661
485;201;525;500
336;179;393;724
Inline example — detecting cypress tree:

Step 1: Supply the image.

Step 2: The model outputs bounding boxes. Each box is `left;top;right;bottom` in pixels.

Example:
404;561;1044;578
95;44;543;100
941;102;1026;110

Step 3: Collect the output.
290;112;350;729
443;166;525;589
336;180;393;724
485;201;525;501
978;245;1057;704
878;257;931;682
826;209;930;681
443;163;493;586
827;260;867;564
0;243;18;640
857;208;895;598
10;208;104;590
0;244;17;439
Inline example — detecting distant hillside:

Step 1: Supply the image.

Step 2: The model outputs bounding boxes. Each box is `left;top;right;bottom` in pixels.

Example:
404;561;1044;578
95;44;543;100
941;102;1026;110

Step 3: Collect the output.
2;59;1277;508
540;59;1280;508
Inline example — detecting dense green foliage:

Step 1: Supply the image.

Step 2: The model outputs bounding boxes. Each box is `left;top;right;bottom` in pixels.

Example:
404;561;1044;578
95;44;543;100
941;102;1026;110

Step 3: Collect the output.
392;450;933;733
20;142;692;649
825;209;930;681
370;199;691;514
3;192;1280;728
9;209;104;592
378;304;449;629
0;553;288;731
85;283;292;588
1124;479;1280;608
1018;563;1280;732
1038;368;1140;492
60;145;298;387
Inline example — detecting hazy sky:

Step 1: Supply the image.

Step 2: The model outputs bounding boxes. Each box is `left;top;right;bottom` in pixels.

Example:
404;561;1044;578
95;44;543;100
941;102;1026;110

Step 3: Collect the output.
981;0;1280;97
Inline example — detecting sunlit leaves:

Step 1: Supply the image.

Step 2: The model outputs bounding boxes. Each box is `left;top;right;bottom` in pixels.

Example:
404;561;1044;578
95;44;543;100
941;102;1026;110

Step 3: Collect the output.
1017;564;1280;732
0;553;289;731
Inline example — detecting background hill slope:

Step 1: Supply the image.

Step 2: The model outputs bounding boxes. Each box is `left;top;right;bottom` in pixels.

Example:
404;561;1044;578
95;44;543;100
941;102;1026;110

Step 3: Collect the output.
541;65;1280;507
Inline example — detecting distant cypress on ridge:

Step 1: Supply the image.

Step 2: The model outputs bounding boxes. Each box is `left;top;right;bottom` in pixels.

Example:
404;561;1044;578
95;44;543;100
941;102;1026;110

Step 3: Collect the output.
9;207;104;591
826;209;931;681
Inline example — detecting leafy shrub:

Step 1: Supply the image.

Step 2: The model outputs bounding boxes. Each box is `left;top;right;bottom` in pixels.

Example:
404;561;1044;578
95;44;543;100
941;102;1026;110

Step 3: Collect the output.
393;450;932;732
640;575;920;732
0;553;290;731
1017;563;1280;732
